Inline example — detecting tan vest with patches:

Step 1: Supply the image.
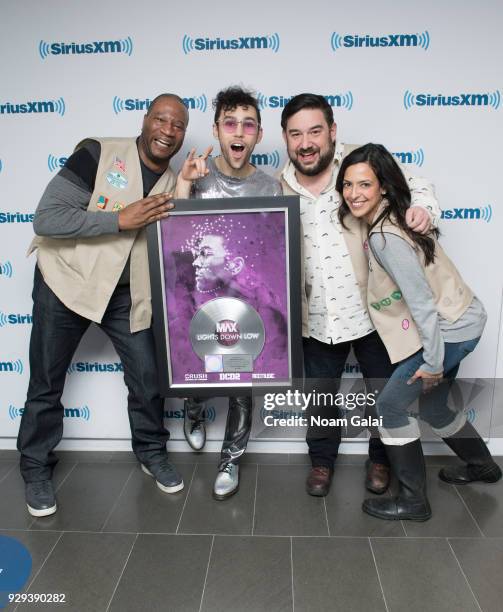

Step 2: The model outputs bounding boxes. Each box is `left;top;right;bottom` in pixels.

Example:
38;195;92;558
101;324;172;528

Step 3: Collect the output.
366;220;473;363
29;137;176;332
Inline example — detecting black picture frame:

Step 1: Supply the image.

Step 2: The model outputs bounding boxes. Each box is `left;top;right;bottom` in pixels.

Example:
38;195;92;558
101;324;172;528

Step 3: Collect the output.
146;196;303;397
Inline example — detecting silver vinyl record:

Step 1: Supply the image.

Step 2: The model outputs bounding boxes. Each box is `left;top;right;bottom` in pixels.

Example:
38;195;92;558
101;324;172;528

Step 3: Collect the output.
189;297;265;360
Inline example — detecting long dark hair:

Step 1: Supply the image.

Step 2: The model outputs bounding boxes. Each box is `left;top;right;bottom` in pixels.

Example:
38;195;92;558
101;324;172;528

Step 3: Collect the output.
336;143;438;265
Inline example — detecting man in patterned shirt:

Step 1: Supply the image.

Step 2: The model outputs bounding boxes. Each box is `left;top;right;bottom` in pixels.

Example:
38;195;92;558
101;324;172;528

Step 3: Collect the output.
279;93;440;496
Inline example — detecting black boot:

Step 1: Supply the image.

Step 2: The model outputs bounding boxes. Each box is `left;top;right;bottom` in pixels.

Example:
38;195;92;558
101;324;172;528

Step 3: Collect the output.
362;439;432;521
439;421;502;485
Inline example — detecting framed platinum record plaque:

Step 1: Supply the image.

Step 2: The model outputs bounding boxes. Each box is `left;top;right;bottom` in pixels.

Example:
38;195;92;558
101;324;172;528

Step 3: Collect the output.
147;196;302;397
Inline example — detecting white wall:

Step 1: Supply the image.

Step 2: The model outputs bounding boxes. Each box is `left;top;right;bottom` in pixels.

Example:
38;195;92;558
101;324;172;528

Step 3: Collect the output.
1;0;501;453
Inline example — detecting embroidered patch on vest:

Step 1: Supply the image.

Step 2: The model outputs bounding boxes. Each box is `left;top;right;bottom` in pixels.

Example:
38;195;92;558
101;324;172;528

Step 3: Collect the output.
402;319;410;330
96;195;109;209
106;170;128;189
112;202;124;211
113;156;126;173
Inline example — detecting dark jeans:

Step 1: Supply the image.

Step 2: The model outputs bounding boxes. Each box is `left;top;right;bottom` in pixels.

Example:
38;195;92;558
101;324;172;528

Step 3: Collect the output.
303;331;395;470
377;338;480;430
17;267;169;482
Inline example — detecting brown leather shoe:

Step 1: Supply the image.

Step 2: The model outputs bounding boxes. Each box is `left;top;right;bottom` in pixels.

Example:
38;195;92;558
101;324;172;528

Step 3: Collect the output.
306;466;333;497
365;461;390;495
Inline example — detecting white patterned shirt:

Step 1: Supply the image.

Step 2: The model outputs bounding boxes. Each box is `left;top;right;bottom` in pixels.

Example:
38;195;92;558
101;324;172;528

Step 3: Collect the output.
281;141;440;345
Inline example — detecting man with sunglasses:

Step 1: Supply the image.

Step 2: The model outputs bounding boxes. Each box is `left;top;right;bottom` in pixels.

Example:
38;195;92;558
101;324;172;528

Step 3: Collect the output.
175;86;281;500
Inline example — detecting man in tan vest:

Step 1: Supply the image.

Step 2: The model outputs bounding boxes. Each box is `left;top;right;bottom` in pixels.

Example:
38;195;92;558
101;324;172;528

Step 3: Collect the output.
17;94;188;517
279;93;440;496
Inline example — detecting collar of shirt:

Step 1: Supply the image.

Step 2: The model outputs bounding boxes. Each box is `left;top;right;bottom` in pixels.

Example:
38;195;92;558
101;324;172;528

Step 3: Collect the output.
280;140;345;198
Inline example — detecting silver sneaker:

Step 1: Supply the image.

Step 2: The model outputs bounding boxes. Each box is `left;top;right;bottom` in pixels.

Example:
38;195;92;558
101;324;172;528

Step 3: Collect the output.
213;463;239;500
184;411;206;451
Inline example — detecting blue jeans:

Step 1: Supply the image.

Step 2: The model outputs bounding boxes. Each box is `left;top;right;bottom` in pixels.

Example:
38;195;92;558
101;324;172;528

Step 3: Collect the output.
17;267;169;482
303;331;395;469
376;338;480;430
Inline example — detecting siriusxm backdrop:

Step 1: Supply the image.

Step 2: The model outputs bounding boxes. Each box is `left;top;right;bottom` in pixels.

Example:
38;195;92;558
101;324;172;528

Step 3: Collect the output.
1;0;502;452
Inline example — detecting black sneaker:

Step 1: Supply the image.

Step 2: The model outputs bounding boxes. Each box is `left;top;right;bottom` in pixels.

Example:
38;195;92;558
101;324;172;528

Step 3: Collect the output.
141;458;184;493
26;480;57;517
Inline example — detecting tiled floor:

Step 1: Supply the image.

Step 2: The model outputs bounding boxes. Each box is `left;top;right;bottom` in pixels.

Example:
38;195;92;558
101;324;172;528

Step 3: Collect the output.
1;450;503;611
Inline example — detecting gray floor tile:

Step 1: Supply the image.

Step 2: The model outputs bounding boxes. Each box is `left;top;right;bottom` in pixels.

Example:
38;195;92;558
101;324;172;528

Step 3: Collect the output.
0;461;15;482
177;464;255;535
55;450;115;463
239;453;290;465
335;453;369;465
0;530;61;602
0;462;76;530
425;454;463;467
371;538;479;612
292;537;386;612
449;537;503;612
0;450;18;460
455;479;503;537
102;463;195;533
202;536;292;612
402;468;481;537
30;463;133;532
287;453;310;465
109;450;222;464
254;465;328;536
109;534;212;612
17;532;135;611
325;466;405;537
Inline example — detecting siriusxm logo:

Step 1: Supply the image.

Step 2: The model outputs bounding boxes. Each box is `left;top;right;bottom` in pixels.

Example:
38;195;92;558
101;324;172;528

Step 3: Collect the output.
331;30;430;51
0;312;33;327
0;261;13;278
8;404;90;421
260;407;304;422
165;406;216;422
0;98;66;116
47;154;68;172
441;205;493;223
0;359;24;374
465;408;476;424
258;92;353;111
251;150;280;169
67;361;124;374
39;37;133;59
392;148;425;166
182;33;280;54
0;211;34;224
404;90;501;110
112;95;207;114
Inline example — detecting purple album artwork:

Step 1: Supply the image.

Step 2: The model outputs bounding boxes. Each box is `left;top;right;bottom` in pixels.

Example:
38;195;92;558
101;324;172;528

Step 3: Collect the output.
160;211;290;387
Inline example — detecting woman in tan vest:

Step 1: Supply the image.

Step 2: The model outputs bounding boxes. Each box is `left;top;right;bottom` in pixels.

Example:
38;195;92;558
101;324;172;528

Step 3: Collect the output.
335;143;501;522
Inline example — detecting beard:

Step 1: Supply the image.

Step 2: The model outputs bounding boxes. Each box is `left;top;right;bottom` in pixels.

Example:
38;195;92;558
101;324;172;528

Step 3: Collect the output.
289;141;335;177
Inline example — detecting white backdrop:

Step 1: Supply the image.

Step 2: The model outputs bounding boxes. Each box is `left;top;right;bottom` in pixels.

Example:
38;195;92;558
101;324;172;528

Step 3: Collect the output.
1;0;501;453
